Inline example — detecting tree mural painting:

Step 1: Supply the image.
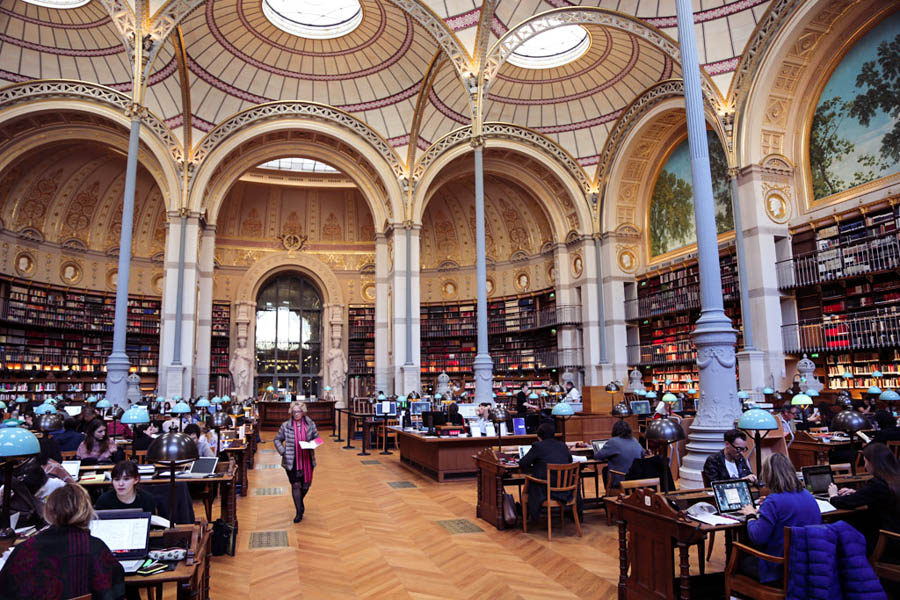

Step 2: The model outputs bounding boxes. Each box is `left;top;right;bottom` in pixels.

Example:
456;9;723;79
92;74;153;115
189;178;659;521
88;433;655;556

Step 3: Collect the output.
650;130;733;257
810;13;899;201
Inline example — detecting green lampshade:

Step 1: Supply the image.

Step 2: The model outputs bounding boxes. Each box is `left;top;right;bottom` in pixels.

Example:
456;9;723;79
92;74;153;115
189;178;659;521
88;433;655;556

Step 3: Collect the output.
221;396;230;403
791;393;812;406
34;403;56;415
2;419;24;426
266;385;275;392
737;390;750;400
661;392;677;403
762;387;774;395
95;398;111;409
170;401;191;414
528;392;539;399
645;391;657;400
431;393;439;400
806;389;819;398
47;397;59;405
551;401;575;416
121;406;150;425
651;378;658;385
156;396;166;404
211;396;222;404
85;395;97;403
665;379;672;385
686;388;696;395
872;370;883;378
323;386;332;392
0;401;6;411
0;422;40;458
492;393;496;399
879;389;900;401
635;389;647;397
867;386;882;395
15;396;28;404
841;372;853;379
196;398;210;408
738;408;778;430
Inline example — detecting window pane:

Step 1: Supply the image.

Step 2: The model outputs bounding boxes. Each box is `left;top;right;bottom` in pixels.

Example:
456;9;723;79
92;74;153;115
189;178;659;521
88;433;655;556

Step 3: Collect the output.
302;281;321;310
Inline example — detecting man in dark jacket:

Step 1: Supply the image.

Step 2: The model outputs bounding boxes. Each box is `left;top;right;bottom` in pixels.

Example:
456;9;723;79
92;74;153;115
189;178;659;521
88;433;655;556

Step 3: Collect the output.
519;423;578;522
50;418;85;452
702;428;756;485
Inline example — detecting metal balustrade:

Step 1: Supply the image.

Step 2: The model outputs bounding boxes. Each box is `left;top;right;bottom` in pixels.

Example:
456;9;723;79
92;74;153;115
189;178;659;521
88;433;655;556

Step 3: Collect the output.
782;309;900;353
776;230;900;289
421;305;582;338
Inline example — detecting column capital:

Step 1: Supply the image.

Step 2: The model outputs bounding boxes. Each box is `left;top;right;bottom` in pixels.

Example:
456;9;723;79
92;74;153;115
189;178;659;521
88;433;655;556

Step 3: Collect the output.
469;135;485;149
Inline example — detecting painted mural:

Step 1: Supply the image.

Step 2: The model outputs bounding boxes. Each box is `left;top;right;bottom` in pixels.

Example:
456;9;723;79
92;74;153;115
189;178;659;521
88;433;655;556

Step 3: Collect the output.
810;12;900;201
649;130;732;257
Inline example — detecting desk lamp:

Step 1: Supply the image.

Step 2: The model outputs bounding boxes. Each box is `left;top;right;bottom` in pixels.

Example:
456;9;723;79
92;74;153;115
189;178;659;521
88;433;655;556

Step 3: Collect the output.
210;396;222;417
644;418;684;494
0;422;40;538
866;386;882;406
488;404;508;452
95;397;111;423
832;409;868;475
170;400;191;432
737;390;750;411
662;392;677;415
211;411;229;457
762;387;774;405
15;396;28;411
528;391;539;410
195;398;210;421
0;401;6;417
551;400;575;442
152;397;165;414
85;395;98;405
738;408;779;477
791;393;812;427
612;402;632;419
264;385;275;401
121;406;150;459
37;413;63;434
34;403;56;415
147;432;198;527
634;388;647;397
879;389;900;403
606;381;620;392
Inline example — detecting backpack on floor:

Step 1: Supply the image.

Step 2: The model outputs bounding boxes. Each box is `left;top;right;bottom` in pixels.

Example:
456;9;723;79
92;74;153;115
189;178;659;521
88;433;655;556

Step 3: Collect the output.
211;518;237;556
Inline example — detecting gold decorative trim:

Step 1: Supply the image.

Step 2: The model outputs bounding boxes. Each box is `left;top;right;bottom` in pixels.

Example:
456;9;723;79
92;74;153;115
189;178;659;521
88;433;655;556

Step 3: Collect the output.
60;260;82;285
617;247;637;273
14;251;35;277
514;270;530;292
361;282;375;302
440;279;458;299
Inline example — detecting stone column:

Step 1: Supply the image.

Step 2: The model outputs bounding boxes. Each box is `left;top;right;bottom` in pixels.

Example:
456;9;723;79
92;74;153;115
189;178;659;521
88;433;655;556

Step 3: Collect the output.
105;113;141;408
325;304;347;407
597;233;632;384
676;0;740;489
194;224;216;398
390;225;420;395
472;140;494;404
579;237;603;386
374;232;390;394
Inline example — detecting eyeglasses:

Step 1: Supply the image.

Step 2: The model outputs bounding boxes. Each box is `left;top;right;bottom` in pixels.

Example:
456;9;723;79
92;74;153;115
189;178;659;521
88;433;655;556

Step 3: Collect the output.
729;442;749;453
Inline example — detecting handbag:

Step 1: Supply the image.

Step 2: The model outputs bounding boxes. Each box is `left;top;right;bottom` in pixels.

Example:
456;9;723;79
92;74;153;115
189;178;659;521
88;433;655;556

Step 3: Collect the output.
502;492;517;526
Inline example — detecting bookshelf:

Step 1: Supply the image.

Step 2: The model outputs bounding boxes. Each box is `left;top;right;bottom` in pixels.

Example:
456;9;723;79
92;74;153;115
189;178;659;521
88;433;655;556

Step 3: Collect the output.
626;249;742;387
419;289;576;393
0;278;160;403
778;203;900;395
348;305;375;397
210;302;231;391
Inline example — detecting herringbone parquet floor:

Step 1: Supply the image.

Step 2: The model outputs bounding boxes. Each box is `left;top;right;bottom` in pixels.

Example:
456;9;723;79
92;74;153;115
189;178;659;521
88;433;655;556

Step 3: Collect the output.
197;429;726;600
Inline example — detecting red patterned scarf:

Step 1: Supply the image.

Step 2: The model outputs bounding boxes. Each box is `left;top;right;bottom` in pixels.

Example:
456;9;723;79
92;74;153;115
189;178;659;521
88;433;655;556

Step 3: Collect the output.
292;418;313;484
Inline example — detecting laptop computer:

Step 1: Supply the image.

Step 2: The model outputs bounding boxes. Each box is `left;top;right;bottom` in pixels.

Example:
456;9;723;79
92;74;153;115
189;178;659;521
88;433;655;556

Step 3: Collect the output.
802;465;834;500
711;479;755;521
410;401;431;415
61;460;81;481
375;401;397;416
90;510;151;573
63;405;82;417
177;457;219;478
517;445;533;459
590;439;608;454
630;400;652;416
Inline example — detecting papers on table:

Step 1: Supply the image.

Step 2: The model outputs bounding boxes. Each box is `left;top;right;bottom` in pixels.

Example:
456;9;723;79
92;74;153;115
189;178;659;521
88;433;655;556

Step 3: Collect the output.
688;512;740;526
572;455;588;463
816;498;837;513
298;437;324;450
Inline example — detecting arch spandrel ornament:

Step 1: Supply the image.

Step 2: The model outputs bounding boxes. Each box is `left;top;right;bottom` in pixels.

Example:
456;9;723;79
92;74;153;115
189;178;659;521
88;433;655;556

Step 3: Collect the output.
235;252;345;309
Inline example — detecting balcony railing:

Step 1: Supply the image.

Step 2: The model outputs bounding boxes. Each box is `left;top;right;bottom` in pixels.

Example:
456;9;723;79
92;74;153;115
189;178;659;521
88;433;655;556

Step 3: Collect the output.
776;230;900;289
421;305;582;338
781;308;900;353
421;348;584;373
626;339;695;365
624;276;737;321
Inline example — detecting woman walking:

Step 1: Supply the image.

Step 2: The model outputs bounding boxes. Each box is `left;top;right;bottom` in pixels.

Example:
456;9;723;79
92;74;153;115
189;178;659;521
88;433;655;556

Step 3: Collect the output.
274;401;318;523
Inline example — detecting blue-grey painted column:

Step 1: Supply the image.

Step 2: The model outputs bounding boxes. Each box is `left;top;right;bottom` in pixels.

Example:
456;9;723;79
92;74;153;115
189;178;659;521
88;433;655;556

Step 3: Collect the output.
472;140;493;404
729;173;754;351
675;0;740;488
594;236;607;364
105;114;141;408
404;223;413;367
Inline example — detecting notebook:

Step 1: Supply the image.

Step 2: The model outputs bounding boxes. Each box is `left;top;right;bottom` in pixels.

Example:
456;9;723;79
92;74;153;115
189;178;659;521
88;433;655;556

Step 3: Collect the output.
90;510;151;573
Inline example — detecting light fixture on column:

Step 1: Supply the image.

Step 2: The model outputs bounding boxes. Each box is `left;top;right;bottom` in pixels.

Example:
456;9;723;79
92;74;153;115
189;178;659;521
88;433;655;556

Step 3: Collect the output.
644;418;684;494
147;432;198;527
737;408;778;477
832;409;868;475
0;422;40;539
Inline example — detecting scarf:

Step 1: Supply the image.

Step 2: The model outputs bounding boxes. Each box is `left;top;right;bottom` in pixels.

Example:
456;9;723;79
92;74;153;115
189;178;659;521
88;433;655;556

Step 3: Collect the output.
292;417;313;484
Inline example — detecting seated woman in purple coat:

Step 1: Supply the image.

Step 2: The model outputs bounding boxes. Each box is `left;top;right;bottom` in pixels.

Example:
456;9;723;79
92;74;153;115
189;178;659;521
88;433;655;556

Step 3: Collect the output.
738;453;821;585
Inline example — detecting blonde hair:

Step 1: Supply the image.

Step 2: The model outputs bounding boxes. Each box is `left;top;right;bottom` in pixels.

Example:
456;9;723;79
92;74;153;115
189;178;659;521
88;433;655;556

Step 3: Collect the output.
290;401;307;415
45;483;95;530
761;453;803;494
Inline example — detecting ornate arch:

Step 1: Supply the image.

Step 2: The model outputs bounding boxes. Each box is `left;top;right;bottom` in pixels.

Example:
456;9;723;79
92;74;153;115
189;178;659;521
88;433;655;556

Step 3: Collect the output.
235;252;345;308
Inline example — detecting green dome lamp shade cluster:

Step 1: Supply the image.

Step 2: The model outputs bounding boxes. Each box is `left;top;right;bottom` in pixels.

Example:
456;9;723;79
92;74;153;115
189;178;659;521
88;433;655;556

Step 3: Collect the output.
0;422;40;539
644;418;685;493
738;408;778;477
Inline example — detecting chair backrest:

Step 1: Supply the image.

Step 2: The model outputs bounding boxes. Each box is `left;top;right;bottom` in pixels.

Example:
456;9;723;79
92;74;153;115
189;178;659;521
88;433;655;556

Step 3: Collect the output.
546;462;580;494
830;463;852;476
133;450;148;464
60;450;77;461
888;440;900;460
621;477;660;492
809;427;828;433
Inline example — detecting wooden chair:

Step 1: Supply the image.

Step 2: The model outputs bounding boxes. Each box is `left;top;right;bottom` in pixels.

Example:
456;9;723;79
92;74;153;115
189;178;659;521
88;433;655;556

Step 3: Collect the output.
887;440;900;460
724;527;790;600
579;460;601;500
379;418;399;450
871;529;900;587
621;477;659;492
132;449;148;464
522;462;581;541
830;462;852;477
602;468;626;525
60;450;77;461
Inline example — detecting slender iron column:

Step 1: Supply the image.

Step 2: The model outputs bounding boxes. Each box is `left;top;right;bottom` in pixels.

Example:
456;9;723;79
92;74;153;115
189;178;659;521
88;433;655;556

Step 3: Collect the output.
105;114;141;407
729;172;754;351
472;140;493;403
675;0;740;488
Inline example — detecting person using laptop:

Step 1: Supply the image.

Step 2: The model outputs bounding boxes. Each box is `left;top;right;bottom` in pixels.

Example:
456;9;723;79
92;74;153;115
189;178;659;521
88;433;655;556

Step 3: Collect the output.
274;401;319;524
0;483;125;599
184;423;215;458
737;453;820;585
95;460;160;516
447;403;464;426
594;420;644;489
702;428;756;485
519;423;579;523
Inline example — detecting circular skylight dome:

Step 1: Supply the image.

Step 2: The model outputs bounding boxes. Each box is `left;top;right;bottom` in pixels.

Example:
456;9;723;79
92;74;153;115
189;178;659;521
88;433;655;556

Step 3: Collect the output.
22;0;91;8
507;25;590;70
263;0;363;40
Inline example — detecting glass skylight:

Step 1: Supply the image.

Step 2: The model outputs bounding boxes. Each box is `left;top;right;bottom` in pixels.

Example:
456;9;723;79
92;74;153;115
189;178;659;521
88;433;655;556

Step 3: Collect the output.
507;25;590;70
262;0;363;40
258;158;339;173
22;0;91;8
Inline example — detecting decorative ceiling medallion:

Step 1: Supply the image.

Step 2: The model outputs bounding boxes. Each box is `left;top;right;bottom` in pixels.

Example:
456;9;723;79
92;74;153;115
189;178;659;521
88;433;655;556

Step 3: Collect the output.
514;271;530;292
764;192;791;224
14;252;35;277
361;282;375;302
281;233;308;252
441;279;458;299
507;25;591;70
106;269;118;291
60;261;82;286
486;278;495;296
617;248;637;273
152;273;165;295
262;0;363;40
571;253;584;278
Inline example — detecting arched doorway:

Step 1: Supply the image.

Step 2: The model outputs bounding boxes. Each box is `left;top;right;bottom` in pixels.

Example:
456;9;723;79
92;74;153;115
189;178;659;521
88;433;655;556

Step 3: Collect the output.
255;274;323;398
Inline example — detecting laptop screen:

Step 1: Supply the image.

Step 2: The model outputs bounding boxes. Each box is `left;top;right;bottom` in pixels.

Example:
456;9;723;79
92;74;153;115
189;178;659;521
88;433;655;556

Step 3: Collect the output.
712;479;754;513
190;457;219;474
375;401;397;416
90;512;151;557
630;400;651;415
518;445;533;459
591;440;608;454
410;401;430;415
61;460;81;479
802;466;834;494
63;405;82;417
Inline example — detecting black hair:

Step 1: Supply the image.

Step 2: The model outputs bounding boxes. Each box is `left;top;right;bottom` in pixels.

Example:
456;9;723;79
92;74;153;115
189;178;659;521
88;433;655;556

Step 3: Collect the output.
111;460;139;481
183;423;201;437
448;403;459;416
875;409;896;431
63;417;78;432
724;429;747;445
83;419;110;453
536;422;556;440
612;420;632;438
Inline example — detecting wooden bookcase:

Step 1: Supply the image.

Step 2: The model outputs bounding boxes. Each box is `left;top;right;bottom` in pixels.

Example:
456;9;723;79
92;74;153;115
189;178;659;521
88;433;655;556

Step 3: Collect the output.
348;305;375;397
210;301;231;391
0;277;160;403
